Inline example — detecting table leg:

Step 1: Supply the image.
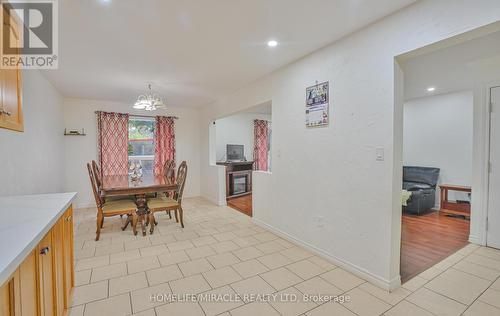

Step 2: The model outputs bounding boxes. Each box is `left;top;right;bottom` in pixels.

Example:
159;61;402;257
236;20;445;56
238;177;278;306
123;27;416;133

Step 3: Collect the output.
132;213;138;236
134;194;150;237
140;214;147;236
149;212;156;234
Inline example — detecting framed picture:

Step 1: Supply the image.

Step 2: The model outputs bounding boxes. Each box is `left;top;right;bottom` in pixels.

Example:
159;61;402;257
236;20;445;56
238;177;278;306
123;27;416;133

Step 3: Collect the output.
305;81;329;128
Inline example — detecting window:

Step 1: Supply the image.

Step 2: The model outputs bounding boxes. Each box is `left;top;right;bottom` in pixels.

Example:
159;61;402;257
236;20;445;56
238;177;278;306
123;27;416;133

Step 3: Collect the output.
128;117;155;172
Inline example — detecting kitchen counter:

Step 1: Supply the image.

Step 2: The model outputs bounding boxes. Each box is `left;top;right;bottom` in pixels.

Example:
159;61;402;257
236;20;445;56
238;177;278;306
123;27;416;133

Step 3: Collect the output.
0;192;77;286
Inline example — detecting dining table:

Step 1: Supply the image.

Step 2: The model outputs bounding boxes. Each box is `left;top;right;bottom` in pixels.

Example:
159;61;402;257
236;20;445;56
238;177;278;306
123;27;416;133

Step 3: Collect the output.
100;172;178;236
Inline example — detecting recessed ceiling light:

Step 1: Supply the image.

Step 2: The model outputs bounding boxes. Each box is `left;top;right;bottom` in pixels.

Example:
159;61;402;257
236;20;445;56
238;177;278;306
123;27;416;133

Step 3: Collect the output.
427;87;436;92
267;40;278;47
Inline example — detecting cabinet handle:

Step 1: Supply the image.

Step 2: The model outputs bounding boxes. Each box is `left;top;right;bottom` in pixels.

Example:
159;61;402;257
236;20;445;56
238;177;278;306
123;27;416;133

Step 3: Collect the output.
65;215;72;222
40;247;50;255
0;109;11;116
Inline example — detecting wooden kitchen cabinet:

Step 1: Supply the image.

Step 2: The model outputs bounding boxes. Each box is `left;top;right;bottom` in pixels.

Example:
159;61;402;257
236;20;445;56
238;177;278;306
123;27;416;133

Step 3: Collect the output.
0;282;13;316
0;251;37;316
16;251;38;316
0;205;74;316
53;217;65;316
0;252;42;316
37;232;54;316
0;4;23;132
62;207;74;309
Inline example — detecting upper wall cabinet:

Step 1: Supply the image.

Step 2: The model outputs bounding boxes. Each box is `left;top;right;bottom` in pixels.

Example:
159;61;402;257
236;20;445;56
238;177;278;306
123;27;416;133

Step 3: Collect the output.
0;5;23;132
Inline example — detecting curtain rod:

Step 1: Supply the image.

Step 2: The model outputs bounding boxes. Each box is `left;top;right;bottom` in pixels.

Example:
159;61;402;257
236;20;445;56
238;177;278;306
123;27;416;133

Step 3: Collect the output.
94;111;178;119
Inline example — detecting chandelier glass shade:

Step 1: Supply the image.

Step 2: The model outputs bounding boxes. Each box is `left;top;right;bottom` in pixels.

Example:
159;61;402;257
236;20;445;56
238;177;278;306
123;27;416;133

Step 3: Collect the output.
133;84;166;111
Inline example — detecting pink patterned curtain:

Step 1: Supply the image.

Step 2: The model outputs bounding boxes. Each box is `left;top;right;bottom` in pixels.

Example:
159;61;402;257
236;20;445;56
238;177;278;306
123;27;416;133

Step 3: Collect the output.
154;116;176;174
253;119;269;171
97;111;129;176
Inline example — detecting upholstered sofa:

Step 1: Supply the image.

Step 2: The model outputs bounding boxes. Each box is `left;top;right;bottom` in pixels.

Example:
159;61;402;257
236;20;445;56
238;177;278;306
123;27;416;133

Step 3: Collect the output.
403;166;440;215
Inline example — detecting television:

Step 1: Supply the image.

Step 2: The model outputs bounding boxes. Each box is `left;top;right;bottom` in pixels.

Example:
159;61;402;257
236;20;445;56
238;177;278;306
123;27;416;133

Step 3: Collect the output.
227;144;244;161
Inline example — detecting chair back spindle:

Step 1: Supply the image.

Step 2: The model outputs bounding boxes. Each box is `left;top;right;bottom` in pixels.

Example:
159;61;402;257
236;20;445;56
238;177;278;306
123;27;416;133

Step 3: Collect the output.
163;159;176;182
174;161;188;202
87;163;103;208
92;160;102;188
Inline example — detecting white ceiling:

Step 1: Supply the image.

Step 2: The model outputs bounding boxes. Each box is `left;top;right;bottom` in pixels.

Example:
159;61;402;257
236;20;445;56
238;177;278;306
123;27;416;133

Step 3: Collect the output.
43;0;416;108
402;30;500;101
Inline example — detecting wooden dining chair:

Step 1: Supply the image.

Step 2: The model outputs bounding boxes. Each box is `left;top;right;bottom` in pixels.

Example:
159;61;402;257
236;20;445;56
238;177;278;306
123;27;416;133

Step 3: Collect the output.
161;159;176;217
147;161;188;233
87;163;138;241
92;159;134;207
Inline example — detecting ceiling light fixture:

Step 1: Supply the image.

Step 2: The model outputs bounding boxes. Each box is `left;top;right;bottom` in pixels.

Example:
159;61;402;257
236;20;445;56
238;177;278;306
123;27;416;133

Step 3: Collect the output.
133;84;166;111
267;40;278;47
427;87;436;92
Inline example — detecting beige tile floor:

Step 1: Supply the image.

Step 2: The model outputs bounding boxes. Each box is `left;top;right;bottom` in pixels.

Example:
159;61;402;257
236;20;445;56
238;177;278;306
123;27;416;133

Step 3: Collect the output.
69;197;500;316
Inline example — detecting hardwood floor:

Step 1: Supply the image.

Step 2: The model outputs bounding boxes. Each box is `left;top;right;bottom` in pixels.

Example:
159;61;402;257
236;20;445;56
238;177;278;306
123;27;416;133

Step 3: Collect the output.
227;194;252;217
401;211;470;283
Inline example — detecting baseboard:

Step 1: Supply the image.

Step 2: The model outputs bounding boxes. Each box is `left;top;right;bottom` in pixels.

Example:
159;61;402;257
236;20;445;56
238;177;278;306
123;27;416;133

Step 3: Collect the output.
469;234;485;246
253;218;400;291
201;195;227;206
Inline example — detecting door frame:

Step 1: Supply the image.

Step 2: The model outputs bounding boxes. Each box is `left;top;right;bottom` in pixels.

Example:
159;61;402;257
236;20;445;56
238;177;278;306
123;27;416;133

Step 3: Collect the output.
392;21;500;287
474;81;500;246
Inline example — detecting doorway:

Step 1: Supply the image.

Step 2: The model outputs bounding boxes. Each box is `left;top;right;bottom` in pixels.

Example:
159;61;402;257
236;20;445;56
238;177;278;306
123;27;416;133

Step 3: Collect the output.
213;102;272;217
487;86;500;249
399;89;473;282
395;28;500;282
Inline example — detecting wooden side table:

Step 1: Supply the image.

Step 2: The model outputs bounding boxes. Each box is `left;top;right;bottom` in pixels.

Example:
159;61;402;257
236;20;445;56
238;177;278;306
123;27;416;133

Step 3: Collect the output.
439;184;471;218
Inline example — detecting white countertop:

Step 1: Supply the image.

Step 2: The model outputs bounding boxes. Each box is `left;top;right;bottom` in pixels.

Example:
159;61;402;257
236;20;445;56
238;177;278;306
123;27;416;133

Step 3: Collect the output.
0;192;77;286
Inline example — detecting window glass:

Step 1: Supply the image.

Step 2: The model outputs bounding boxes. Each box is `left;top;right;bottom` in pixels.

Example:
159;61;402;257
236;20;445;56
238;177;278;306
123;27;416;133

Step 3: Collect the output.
128;118;155;172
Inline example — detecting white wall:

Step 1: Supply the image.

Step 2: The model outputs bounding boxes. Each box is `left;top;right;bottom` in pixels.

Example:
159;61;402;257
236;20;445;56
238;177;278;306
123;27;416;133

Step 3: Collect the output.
0;71;65;196
215;113;271;161
63;98;201;208
403;91;473;205
200;0;500;289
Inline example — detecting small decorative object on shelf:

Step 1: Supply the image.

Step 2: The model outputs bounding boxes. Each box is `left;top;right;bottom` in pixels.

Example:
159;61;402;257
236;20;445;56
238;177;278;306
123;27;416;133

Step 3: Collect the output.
129;160;143;181
64;128;86;136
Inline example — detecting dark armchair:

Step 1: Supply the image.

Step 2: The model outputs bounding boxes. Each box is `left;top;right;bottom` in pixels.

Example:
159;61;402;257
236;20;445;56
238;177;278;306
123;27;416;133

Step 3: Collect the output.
403;166;440;215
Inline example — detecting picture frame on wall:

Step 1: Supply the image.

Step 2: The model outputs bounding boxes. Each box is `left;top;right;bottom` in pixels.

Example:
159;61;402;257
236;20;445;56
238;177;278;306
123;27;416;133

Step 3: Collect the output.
305;81;329;128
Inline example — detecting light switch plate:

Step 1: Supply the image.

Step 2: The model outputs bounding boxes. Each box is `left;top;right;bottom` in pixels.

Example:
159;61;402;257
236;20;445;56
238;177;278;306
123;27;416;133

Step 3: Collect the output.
376;147;384;161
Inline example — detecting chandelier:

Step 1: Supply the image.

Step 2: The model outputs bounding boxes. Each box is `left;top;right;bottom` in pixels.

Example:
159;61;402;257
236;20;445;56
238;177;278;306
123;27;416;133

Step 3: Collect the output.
133;84;166;111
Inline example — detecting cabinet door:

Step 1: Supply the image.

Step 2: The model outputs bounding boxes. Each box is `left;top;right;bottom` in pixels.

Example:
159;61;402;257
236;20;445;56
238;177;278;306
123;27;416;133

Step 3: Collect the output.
0;5;23;132
52;218;65;316
62;207;74;308
37;233;54;316
17;251;39;316
0;251;39;316
0;277;13;316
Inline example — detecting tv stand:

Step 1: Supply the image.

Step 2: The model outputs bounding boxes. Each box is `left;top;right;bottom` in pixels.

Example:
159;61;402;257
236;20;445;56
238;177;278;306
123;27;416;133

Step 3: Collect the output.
216;161;254;200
